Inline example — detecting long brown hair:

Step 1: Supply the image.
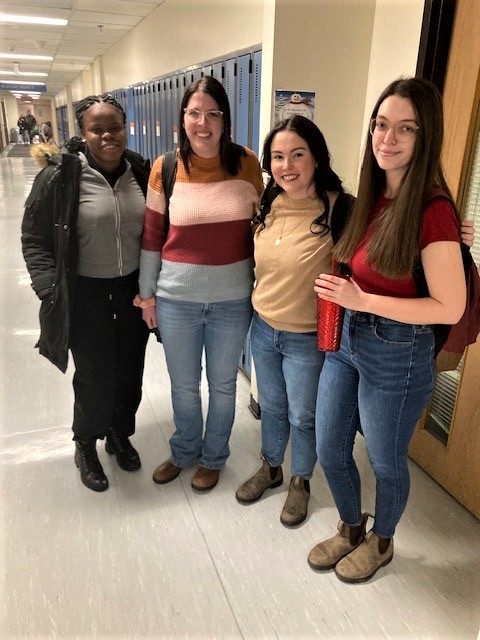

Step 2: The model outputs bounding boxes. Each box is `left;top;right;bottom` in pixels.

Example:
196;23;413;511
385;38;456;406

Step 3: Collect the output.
334;77;455;278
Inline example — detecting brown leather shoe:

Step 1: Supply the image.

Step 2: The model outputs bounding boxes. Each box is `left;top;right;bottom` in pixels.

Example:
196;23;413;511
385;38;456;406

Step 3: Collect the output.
191;466;220;491
152;459;182;484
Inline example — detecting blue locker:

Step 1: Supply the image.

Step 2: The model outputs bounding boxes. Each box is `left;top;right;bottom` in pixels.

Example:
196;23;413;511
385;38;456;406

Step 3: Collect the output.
202;64;213;78
159;79;168;155
126;87;136;152
251;50;262;156
192;68;202;82
236;54;250;148
140;86;148;159
225;59;236;140
165;77;174;152
152;81;161;160
212;62;223;82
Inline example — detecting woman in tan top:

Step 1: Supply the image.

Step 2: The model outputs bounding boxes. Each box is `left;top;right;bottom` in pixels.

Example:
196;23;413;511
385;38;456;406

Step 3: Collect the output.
235;115;351;526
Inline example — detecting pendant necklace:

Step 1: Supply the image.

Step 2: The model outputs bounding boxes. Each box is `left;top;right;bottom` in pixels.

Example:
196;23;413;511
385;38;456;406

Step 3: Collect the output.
274;199;318;246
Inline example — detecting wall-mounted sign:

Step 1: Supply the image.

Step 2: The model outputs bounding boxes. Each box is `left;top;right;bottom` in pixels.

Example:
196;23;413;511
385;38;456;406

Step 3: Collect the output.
0;83;47;92
274;90;315;124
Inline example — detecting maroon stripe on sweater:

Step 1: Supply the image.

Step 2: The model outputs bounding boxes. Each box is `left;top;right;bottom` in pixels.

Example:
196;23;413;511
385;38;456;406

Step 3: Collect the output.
163;219;253;266
142;206;166;251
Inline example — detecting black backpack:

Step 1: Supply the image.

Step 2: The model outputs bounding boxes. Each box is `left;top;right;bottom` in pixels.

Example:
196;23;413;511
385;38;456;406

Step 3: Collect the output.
161;150;177;236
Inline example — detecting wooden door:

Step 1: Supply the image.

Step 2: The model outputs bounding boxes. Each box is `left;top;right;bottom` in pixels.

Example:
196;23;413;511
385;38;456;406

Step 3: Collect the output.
409;0;480;518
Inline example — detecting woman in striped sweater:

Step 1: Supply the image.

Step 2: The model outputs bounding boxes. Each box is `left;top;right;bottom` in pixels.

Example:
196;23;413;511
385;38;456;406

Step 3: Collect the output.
138;76;263;491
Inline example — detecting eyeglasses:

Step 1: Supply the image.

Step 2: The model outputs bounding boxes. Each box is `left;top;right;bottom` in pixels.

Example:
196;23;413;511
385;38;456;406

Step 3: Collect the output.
369;118;419;141
184;108;224;121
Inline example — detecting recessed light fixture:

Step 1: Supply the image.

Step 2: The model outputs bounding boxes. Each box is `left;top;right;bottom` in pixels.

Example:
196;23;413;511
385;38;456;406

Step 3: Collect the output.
0;54;53;61
0;14;68;26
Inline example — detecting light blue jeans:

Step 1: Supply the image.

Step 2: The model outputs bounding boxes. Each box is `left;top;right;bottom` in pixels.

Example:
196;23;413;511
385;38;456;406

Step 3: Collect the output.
157;297;252;469
316;310;435;538
251;312;325;478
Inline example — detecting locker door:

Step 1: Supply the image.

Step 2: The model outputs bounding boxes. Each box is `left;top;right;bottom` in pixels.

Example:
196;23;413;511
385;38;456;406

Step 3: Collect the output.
147;82;156;162
202;64;213;77
126;87;136;152
236;54;250;148
152;81;161;160
140;86;148;159
133;86;142;156
165;77;174;151
251;50;262;156
192;68;202;82
159;79;168;155
225;58;236;140
212;62;223;82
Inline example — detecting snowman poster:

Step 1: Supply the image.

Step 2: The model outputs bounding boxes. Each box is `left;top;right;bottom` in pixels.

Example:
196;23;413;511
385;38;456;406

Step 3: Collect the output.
274;90;315;124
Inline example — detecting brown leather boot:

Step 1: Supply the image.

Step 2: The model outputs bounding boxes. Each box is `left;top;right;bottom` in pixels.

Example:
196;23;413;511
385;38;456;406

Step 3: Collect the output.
334;530;393;583
236;458;283;504
152;459;182;484
191;466;221;491
307;513;370;570
280;476;310;527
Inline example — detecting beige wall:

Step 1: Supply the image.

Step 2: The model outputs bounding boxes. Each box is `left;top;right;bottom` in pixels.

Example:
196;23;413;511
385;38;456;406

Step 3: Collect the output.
260;0;376;193
45;0;424;188
359;0;425;175
101;0;263;92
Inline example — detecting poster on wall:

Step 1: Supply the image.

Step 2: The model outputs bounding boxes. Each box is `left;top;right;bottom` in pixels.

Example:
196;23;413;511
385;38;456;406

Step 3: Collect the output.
274;90;315;124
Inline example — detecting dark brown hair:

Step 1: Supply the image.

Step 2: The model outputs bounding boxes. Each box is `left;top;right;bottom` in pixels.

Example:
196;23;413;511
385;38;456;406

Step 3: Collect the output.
334;77;455;277
178;76;245;175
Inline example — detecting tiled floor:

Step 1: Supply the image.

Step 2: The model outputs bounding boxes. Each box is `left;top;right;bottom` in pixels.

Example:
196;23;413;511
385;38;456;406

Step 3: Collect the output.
1;151;479;639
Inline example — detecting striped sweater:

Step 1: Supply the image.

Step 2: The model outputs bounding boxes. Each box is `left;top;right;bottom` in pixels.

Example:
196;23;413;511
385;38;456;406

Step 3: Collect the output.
139;148;263;303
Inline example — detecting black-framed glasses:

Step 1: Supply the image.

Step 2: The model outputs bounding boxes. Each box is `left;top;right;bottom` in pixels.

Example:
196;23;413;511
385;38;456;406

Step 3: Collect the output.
184;108;224;121
369;118;419;141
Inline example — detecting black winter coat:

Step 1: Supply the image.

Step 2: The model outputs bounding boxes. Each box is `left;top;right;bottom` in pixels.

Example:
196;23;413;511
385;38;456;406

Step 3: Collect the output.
21;148;150;372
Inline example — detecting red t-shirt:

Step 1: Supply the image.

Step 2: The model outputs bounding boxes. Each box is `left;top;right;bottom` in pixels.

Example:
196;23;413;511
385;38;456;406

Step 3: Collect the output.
350;196;460;297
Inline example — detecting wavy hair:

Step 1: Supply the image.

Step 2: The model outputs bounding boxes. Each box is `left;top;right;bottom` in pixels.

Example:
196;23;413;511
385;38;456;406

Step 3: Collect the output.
256;115;344;235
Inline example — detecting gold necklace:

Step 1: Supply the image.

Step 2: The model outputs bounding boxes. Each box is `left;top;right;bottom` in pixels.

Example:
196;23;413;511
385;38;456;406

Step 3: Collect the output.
274;198;319;246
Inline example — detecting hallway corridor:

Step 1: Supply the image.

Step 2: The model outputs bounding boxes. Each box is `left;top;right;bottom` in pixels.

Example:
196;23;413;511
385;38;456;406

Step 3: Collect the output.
1;151;479;639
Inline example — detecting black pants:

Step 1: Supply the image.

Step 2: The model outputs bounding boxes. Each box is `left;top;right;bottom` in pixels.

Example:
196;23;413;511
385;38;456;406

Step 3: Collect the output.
70;270;149;441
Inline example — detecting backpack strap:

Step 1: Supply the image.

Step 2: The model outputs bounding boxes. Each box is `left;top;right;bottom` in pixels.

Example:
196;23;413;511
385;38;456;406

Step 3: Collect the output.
330;192;355;245
161;150;178;235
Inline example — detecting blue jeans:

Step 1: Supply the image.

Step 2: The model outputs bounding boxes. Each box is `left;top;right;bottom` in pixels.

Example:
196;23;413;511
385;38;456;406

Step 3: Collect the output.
316;310;435;538
157;297;252;469
251;312;325;479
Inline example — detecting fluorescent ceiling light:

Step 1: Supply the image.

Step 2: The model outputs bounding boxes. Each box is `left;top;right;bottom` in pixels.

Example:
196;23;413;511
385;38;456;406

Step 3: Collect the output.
0;14;68;26
0;70;48;77
1;80;45;86
0;54;53;61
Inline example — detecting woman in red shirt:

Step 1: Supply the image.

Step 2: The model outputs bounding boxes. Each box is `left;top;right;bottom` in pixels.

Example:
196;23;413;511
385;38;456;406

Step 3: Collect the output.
309;77;466;582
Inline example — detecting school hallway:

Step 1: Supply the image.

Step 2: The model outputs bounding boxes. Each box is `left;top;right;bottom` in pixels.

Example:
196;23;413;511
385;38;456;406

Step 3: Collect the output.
1;149;479;639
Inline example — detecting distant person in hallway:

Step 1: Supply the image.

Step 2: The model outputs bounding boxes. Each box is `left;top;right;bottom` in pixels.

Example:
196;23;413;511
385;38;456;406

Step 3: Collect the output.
308;77;467;582
137;76;263;492
21;94;151;493
236;115;353;527
39;121;53;144
17;114;29;145
24;110;37;144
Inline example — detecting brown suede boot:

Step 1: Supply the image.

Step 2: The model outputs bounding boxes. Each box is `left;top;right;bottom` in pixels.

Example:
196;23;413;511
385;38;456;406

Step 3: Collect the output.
307;513;370;570
334;530;393;583
236;458;283;504
280;476;310;527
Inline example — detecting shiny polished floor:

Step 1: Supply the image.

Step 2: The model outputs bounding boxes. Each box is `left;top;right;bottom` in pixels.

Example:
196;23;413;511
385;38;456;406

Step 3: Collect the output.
1;150;480;639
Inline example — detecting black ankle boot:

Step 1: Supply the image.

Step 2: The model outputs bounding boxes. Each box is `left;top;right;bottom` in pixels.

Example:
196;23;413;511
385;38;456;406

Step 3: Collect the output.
105;429;141;471
74;440;109;492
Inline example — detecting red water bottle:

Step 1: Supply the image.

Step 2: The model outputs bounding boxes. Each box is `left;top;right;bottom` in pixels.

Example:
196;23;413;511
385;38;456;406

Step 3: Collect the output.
317;261;347;352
